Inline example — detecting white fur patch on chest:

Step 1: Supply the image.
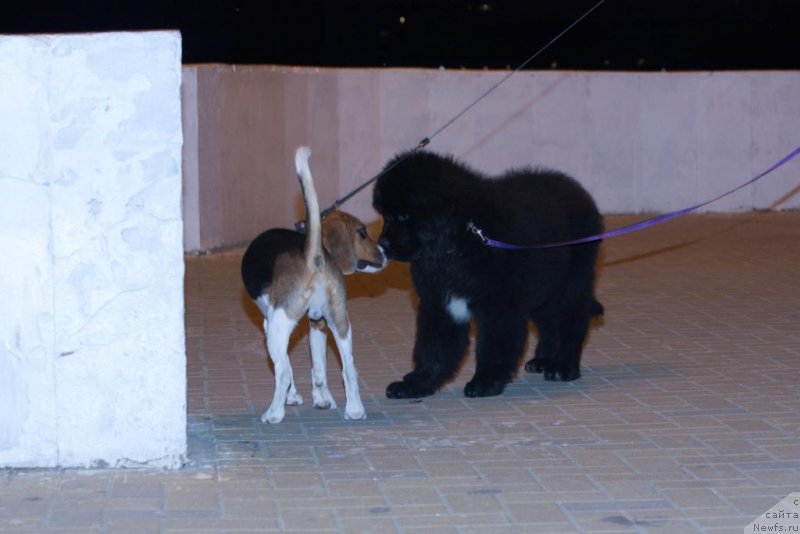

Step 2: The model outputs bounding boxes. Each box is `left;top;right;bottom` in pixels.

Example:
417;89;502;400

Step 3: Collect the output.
446;294;471;323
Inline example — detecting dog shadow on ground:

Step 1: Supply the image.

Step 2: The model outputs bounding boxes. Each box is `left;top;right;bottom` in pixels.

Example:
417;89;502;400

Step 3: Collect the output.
598;211;774;269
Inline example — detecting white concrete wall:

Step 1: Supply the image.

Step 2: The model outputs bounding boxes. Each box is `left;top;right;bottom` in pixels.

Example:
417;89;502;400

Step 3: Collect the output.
0;31;186;468
182;66;800;252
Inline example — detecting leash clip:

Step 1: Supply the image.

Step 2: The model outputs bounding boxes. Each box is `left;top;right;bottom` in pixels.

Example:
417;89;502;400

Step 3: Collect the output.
466;221;487;245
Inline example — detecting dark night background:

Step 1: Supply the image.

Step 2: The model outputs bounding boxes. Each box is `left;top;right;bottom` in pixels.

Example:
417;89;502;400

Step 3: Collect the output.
1;0;798;71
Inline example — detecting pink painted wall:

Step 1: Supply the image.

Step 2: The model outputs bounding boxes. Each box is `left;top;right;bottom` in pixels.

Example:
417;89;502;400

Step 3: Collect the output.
182;66;800;252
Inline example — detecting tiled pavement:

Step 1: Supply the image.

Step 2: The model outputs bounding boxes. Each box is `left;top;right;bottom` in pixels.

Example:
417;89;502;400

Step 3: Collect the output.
2;213;799;533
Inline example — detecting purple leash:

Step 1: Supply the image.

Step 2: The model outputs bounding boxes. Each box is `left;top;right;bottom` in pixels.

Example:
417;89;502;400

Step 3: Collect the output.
468;145;800;250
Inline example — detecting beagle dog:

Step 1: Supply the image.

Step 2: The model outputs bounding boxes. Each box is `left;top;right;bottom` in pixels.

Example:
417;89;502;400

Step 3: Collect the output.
241;147;386;424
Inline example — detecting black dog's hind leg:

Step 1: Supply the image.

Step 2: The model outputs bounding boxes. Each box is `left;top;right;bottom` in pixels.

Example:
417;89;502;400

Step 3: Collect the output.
525;311;561;378
386;298;470;399
527;243;601;381
465;312;529;397
552;304;591;381
527;297;596;381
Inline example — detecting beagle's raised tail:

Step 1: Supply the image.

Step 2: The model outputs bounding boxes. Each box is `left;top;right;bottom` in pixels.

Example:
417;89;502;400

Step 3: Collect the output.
295;147;323;274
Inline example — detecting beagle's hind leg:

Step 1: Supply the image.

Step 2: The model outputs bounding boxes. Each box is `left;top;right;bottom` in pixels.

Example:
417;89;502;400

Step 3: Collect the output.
261;308;302;424
309;319;337;410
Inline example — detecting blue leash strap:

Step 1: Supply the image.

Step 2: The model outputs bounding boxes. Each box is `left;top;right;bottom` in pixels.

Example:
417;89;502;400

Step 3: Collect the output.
469;144;800;250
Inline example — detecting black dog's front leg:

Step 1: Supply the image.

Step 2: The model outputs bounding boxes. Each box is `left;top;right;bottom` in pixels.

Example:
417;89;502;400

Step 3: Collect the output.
386;298;470;399
465;312;529;397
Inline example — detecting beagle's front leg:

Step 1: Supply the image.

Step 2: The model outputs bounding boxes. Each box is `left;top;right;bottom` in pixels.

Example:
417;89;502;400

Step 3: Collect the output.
329;318;365;420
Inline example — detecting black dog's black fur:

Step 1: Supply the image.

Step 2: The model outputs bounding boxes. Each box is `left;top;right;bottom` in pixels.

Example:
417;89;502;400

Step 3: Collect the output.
372;150;604;399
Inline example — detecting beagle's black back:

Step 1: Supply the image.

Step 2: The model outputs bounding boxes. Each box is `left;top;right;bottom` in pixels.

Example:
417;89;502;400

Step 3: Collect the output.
241;228;306;300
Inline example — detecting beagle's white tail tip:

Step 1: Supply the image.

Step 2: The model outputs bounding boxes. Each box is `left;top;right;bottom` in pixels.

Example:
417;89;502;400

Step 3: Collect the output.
295;146;312;176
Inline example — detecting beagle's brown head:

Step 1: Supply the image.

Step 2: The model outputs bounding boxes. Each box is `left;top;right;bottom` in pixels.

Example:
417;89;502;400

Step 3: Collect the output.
321;211;387;275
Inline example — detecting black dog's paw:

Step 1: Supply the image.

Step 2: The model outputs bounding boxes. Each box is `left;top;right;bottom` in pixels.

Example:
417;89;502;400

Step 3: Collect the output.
386;380;435;399
527;358;580;382
464;376;507;398
525;359;544;374
543;365;581;382
525;358;552;374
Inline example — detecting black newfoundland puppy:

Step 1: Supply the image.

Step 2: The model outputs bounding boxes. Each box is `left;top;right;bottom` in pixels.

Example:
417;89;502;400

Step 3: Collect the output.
372;150;604;399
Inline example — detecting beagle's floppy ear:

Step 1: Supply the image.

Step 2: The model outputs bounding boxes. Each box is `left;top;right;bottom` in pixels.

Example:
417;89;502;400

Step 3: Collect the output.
322;216;358;274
